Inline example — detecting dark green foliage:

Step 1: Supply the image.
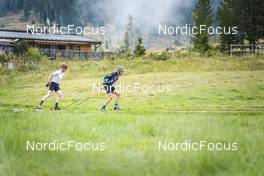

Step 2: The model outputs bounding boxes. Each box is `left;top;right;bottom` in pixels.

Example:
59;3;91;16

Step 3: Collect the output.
0;0;81;26
218;0;264;51
217;0;239;51
239;0;264;45
192;0;213;53
14;41;29;56
134;37;146;56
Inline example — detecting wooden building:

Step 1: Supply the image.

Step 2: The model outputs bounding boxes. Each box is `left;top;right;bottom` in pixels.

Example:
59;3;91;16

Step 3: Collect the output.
0;39;15;54
0;29;102;52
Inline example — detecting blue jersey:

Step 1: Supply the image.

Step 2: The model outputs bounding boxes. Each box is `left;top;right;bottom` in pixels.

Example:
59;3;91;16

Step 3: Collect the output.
103;71;120;85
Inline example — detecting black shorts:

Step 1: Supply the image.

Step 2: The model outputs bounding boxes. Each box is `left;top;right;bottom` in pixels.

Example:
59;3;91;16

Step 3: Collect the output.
104;85;115;94
49;82;60;92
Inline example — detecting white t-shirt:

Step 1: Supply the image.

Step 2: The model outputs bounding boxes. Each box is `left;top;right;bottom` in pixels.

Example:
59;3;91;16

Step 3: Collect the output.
51;70;64;84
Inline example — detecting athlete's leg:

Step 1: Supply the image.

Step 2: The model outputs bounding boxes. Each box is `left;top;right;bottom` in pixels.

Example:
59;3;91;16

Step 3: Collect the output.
113;90;120;109
42;90;52;101
101;93;114;111
55;90;62;110
104;93;114;106
38;90;52;107
55;90;63;103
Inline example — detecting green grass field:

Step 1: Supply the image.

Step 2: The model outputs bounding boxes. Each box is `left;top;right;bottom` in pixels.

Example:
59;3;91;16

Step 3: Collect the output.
0;55;264;176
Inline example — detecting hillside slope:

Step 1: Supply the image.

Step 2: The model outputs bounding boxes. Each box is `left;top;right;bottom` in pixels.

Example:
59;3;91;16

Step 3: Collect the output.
0;56;264;176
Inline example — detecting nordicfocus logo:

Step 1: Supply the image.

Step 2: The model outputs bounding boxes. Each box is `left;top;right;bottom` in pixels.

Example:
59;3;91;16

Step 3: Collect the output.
159;24;238;35
92;82;172;93
26;140;107;151
158;140;238;152
27;24;106;35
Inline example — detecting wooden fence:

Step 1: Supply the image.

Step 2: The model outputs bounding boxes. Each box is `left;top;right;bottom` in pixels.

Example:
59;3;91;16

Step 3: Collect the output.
229;44;264;56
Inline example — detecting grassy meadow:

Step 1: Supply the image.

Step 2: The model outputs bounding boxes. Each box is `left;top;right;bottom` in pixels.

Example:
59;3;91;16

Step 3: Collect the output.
0;54;264;176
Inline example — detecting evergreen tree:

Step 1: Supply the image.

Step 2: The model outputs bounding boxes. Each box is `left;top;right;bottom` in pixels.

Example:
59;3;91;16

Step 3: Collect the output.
218;0;264;51
134;37;146;56
121;31;130;53
14;41;29;56
240;0;264;47
217;0;239;51
105;39;109;50
0;0;79;26
192;0;213;52
120;15;134;54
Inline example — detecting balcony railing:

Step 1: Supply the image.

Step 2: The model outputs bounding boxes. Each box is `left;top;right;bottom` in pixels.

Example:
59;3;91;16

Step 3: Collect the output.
229;44;264;55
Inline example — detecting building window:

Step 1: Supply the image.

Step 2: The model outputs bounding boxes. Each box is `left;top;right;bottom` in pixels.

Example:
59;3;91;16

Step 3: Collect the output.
75;45;80;51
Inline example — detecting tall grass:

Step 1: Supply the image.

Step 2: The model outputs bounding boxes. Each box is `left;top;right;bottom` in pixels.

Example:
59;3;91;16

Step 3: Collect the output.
0;52;263;176
1;53;264;86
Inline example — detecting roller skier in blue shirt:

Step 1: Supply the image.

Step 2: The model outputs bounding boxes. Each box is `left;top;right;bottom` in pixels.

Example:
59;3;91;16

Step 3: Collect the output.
100;66;125;111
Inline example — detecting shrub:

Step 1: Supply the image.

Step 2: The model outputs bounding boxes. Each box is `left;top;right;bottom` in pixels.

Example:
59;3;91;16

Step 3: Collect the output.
27;48;43;62
0;54;9;63
14;41;29;56
150;52;171;61
134;37;146;56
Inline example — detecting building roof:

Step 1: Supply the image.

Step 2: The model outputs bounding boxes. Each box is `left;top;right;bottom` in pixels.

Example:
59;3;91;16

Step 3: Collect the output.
0;29;102;44
0;39;15;46
0;39;15;43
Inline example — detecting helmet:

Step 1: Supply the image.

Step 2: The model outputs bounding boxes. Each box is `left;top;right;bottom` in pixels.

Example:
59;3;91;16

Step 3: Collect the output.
117;66;125;72
61;64;68;69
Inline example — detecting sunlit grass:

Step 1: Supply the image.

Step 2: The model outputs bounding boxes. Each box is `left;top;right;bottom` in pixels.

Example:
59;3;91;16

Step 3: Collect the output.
0;55;264;175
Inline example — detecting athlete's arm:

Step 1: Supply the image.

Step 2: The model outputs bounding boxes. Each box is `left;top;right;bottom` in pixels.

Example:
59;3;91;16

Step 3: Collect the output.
48;73;54;83
45;73;54;87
